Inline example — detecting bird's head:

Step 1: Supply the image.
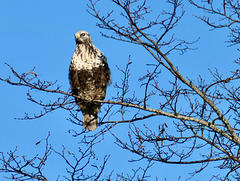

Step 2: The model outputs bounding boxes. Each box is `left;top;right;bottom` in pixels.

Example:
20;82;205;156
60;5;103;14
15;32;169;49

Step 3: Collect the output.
75;31;92;44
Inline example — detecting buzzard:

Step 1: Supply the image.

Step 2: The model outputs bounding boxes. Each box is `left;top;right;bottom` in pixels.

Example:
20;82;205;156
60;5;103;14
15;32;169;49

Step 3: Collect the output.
69;31;111;131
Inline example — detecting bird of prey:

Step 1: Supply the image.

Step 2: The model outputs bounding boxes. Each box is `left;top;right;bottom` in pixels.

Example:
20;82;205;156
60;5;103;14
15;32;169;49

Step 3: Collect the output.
69;30;111;131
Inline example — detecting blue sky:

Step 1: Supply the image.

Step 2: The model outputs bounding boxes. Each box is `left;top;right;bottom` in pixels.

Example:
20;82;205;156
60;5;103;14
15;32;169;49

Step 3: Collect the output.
0;0;238;180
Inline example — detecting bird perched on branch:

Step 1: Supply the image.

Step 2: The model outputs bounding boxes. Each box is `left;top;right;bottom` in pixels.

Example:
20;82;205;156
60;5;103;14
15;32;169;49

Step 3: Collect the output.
69;31;111;131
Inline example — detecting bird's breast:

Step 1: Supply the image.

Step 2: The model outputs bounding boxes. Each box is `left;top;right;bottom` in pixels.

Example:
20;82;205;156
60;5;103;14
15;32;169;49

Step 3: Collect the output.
71;52;101;70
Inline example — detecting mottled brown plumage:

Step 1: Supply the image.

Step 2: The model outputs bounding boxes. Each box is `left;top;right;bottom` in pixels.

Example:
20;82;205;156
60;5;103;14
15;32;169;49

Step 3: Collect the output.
69;31;110;131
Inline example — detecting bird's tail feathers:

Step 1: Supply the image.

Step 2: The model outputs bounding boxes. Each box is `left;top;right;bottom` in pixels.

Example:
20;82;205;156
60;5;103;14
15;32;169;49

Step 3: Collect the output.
83;113;98;131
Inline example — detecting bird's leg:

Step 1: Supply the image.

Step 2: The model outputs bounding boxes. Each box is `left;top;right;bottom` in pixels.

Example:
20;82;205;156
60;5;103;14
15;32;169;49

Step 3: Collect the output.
89;88;101;102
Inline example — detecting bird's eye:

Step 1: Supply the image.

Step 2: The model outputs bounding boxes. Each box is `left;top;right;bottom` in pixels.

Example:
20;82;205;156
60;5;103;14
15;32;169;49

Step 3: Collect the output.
81;33;86;37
